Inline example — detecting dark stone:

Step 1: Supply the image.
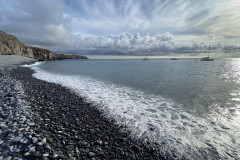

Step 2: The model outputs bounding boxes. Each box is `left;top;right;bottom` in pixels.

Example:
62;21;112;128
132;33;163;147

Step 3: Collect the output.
132;145;141;152
88;152;95;157
32;151;41;157
7;66;168;160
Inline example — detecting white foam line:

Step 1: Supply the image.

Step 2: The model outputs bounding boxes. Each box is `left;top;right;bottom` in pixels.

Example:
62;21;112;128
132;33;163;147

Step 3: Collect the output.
21;61;45;67
31;67;240;159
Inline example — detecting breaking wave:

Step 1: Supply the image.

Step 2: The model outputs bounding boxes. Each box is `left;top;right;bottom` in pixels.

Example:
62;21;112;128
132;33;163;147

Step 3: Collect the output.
26;62;240;159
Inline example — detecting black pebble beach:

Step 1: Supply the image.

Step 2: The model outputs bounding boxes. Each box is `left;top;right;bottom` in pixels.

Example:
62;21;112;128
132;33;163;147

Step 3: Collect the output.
0;57;171;159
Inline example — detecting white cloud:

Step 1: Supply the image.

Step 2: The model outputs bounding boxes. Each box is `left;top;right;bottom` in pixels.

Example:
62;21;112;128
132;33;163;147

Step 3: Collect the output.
156;32;173;41
0;0;72;48
72;32;176;54
71;32;240;55
0;0;240;54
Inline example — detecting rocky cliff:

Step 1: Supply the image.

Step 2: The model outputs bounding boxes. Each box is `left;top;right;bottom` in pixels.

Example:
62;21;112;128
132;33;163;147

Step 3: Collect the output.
0;31;54;60
0;31;87;60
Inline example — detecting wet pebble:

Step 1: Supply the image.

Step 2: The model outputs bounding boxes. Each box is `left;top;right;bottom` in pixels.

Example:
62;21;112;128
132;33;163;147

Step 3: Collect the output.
12;137;22;143
42;153;49;157
37;142;43;146
42;137;47;144
24;152;30;156
29;146;35;152
0;65;167;160
32;137;38;144
3;156;12;160
28;123;35;128
88;152;95;157
53;153;58;158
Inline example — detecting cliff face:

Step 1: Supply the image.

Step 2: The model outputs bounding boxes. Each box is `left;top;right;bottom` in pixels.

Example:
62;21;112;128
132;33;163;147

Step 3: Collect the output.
23;46;53;61
0;31;53;60
0;31;88;60
0;31;25;55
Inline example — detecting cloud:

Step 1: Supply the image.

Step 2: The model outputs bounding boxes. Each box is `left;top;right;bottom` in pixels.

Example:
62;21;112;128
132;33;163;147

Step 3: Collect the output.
0;0;240;55
156;32;173;41
0;0;72;48
72;32;176;54
62;0;240;37
70;32;240;55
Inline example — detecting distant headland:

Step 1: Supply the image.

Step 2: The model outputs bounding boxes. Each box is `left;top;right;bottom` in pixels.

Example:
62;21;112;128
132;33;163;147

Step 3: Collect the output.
0;31;87;61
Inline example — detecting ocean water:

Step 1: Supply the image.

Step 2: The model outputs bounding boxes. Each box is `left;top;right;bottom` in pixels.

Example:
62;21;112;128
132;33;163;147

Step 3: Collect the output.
27;58;240;159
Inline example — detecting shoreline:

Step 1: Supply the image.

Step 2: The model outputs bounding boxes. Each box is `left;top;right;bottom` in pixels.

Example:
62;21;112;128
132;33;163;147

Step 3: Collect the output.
0;56;168;159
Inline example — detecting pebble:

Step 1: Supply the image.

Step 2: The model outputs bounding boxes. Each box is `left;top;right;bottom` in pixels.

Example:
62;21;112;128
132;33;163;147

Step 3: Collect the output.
88;152;95;157
131;145;141;152
37;142;43;146
0;124;7;128
29;147;35;152
32;151;41;157
3;156;11;160
0;64;167;160
45;145;51;150
42;153;49;157
22;139;28;144
28;123;35;127
9;146;14;151
12;137;22;143
97;140;103;145
14;148;21;153
18;128;25;131
0;65;45;159
32;137;38;143
24;152;30;156
53;154;59;158
42;137;47;144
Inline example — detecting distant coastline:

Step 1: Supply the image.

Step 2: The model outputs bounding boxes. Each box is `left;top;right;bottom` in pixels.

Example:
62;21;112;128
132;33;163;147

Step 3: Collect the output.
86;54;207;60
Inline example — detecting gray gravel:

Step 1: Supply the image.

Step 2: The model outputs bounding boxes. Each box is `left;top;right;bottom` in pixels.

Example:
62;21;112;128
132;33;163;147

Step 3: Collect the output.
0;55;49;159
0;55;167;159
0;55;36;66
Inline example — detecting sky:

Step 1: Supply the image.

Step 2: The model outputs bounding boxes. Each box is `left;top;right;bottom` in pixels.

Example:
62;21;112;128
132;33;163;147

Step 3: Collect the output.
0;0;240;56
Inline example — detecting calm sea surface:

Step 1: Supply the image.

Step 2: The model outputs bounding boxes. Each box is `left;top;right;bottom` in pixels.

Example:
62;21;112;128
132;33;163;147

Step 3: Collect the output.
27;58;240;159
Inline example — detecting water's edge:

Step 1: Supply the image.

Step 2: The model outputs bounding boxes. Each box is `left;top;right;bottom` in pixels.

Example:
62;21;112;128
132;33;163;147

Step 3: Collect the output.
24;60;240;159
11;66;169;159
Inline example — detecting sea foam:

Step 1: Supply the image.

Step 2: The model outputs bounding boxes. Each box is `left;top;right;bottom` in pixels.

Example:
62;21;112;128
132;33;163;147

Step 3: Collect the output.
28;65;240;159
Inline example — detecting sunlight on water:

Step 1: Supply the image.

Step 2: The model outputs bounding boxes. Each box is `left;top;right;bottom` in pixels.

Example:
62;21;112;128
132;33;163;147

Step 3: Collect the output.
221;59;240;84
27;62;240;159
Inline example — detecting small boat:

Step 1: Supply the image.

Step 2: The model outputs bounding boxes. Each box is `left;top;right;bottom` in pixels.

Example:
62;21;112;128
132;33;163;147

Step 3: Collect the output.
142;57;149;61
200;57;213;61
201;45;213;61
171;52;178;60
143;51;149;61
